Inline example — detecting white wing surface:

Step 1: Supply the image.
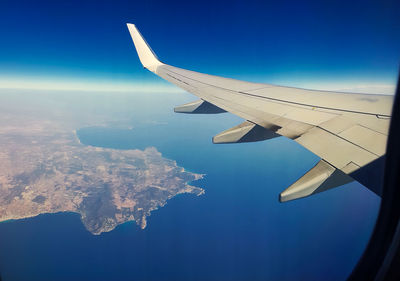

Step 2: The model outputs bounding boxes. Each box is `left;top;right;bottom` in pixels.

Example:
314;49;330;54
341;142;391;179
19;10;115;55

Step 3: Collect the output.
127;23;393;202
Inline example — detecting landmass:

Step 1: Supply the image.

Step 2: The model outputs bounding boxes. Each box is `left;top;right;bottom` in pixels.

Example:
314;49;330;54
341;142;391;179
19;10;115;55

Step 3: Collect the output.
0;92;204;235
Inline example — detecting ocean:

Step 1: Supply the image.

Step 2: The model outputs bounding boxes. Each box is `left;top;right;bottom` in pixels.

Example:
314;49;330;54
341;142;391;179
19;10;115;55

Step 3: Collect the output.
0;90;380;281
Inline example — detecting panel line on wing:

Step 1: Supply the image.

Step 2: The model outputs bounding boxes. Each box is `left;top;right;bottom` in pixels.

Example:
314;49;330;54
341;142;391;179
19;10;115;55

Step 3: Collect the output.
161;67;391;118
316;126;381;157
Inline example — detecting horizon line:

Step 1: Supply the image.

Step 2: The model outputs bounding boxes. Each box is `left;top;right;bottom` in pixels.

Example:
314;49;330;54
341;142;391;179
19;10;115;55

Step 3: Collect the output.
0;75;396;95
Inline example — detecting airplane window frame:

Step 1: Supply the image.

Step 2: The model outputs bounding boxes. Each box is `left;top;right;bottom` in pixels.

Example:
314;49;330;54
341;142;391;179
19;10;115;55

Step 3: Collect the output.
349;73;400;281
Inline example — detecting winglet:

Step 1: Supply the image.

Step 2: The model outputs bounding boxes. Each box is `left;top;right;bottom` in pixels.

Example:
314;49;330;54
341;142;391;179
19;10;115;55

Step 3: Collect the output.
126;23;163;72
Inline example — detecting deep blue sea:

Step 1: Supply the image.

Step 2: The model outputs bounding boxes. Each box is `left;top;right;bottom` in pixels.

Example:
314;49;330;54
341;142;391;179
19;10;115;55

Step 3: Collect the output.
0;91;380;281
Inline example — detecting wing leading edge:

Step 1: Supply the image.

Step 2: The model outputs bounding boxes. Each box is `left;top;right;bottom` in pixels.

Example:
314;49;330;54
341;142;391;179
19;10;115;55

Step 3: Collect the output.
127;23;393;202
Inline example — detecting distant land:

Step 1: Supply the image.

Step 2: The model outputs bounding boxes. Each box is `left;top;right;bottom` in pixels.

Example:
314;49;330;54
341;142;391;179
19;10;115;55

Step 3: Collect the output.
0;92;204;235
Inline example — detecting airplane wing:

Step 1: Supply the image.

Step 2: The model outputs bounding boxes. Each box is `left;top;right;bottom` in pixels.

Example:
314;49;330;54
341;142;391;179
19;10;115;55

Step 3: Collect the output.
127;23;394;202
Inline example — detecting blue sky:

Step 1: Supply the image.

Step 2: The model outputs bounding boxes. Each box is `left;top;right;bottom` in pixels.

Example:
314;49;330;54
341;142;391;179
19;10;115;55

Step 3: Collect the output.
0;0;399;92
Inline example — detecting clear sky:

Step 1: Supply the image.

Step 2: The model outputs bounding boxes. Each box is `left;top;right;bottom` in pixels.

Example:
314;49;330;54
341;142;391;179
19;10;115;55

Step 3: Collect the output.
0;0;399;93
